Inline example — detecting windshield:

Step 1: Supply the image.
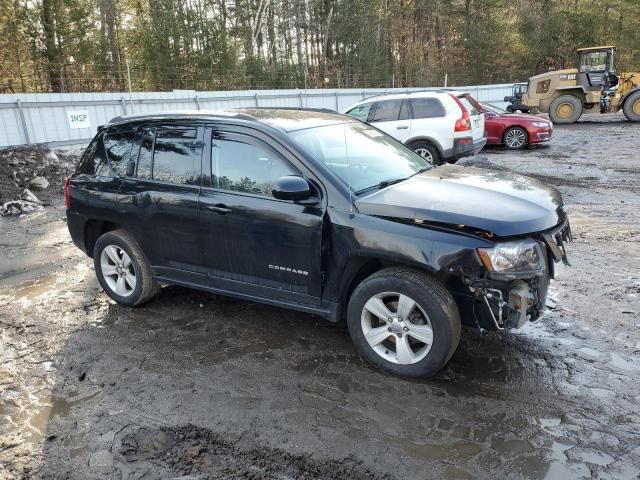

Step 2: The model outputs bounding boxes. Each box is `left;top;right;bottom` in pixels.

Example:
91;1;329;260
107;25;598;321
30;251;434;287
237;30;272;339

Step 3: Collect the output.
289;122;432;193
579;51;609;72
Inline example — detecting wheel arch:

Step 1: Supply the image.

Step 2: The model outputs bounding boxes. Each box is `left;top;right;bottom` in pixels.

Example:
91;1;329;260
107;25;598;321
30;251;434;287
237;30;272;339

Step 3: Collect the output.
405;136;444;156
618;87;640;111
84;220;123;258
335;255;441;323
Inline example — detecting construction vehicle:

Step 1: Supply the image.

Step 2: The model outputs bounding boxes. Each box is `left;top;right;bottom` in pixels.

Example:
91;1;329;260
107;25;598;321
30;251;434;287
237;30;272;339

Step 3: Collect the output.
506;46;640;124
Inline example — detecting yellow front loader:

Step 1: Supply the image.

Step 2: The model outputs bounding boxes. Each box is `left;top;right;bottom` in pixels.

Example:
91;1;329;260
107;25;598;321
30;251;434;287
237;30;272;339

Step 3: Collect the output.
507;46;640;124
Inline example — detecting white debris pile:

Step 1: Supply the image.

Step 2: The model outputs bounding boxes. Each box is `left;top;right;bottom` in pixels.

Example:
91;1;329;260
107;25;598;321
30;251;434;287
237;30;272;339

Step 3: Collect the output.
1;189;44;216
0;145;81;216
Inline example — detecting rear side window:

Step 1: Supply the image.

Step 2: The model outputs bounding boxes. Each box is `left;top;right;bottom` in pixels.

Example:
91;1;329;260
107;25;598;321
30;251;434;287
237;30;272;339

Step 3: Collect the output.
104;131;135;176
134;126;200;185
76;134;111;177
458;95;482;116
410;98;446;119
347;103;372;121
152;127;199;184
370;100;402;122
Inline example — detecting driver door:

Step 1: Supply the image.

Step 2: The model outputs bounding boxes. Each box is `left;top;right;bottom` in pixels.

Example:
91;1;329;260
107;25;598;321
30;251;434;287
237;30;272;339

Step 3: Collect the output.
198;125;325;306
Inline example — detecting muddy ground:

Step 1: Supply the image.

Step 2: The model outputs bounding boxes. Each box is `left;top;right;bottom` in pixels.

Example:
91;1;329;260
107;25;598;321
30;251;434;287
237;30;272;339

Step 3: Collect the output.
1;113;639;479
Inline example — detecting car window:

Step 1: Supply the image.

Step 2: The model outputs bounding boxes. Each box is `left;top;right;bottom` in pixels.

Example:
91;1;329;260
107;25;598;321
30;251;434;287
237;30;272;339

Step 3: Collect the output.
136;128;154;180
398;100;411;120
152;127;199;184
347;103;372;121
211;134;298;197
370;100;402;122
458;95;482;116
103;131;135;176
76;134;111;176
134;127;200;184
410;98;446;119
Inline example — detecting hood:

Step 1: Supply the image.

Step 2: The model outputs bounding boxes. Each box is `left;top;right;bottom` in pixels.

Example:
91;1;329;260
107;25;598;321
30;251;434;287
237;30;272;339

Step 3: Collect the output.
355;165;566;237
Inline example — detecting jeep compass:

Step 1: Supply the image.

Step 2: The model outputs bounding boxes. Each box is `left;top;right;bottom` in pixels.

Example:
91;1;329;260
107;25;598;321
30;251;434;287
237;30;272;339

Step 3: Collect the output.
66;109;571;377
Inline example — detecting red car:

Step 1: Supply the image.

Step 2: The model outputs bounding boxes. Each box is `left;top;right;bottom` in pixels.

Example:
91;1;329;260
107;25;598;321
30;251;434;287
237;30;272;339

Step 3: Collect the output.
482;103;553;149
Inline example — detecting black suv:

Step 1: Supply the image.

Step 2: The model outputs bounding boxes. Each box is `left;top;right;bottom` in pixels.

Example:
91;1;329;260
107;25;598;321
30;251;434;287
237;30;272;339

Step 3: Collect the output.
66;109;571;377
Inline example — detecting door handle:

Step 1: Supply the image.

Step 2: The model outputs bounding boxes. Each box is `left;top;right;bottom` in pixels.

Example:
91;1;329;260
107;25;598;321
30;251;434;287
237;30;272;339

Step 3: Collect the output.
396;125;409;130
207;204;231;215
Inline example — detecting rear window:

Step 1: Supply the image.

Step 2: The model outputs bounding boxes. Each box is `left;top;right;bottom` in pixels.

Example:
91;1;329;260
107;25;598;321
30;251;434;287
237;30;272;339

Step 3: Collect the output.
76;134;111;177
104;131;136;176
458;94;482;116
370;100;402;122
410;98;446;119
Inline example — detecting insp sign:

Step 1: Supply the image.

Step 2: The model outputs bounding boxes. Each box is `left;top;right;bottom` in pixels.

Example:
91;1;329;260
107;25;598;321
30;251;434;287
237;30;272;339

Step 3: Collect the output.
67;110;91;129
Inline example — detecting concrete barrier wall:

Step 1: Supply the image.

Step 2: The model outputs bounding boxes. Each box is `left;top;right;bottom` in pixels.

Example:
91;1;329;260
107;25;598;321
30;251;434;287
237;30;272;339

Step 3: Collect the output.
0;84;514;148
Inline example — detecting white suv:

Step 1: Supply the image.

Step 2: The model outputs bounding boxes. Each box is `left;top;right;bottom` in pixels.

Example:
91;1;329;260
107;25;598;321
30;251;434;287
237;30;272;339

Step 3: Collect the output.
343;90;486;164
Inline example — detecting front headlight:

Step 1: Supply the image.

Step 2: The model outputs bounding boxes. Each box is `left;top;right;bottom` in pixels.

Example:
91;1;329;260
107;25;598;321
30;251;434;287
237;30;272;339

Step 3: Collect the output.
477;240;544;274
532;121;551;128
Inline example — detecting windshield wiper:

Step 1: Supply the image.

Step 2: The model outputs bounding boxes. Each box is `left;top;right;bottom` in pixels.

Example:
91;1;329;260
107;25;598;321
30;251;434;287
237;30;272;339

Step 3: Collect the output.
354;177;408;195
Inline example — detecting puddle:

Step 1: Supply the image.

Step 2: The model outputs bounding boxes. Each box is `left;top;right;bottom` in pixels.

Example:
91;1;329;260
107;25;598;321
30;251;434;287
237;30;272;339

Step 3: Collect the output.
28;391;100;441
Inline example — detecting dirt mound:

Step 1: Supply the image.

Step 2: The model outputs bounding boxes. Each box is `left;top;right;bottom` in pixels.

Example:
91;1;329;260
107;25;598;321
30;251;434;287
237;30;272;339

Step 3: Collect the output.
0;144;81;213
116;425;391;480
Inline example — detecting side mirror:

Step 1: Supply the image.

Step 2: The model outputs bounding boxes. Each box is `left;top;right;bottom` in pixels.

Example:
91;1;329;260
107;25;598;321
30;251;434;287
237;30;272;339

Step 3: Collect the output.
125;159;135;177
272;176;312;202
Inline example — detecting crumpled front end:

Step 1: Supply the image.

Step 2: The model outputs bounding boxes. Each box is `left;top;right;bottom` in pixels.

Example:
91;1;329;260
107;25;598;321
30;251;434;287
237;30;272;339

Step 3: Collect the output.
460;220;572;331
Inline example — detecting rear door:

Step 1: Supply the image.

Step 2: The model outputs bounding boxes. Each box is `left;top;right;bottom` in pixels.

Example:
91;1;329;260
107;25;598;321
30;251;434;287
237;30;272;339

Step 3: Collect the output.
457;94;485;141
408;97;450;149
368;99;411;143
116;124;205;284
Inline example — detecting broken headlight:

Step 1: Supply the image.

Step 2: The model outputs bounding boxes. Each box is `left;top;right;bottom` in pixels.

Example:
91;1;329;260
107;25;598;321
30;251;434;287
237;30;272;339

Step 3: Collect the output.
477;240;544;274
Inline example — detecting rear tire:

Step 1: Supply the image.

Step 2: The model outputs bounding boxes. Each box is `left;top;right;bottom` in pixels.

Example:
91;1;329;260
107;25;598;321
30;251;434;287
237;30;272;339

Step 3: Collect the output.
346;267;461;378
622;91;640;122
503;127;528;149
409;141;440;165
94;229;159;307
549;95;583;124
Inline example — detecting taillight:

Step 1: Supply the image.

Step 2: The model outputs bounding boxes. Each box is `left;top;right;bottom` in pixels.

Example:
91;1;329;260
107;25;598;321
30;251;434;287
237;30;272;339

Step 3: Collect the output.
449;93;471;132
64;176;71;208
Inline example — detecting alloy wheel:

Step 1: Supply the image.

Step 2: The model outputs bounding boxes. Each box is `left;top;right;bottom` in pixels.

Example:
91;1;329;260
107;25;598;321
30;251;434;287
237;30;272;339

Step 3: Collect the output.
414;147;434;164
504;128;527;148
360;292;434;365
100;245;136;297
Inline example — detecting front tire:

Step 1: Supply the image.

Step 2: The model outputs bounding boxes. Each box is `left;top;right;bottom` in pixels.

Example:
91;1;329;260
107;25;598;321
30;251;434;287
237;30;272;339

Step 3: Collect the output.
347;267;461;377
622;91;640;122
94;229;159;307
549;95;583;124
503;127;528;149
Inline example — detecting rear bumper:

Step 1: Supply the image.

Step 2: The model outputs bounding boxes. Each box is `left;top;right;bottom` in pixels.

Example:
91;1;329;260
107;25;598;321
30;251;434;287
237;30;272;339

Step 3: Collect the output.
66;210;88;255
444;136;487;161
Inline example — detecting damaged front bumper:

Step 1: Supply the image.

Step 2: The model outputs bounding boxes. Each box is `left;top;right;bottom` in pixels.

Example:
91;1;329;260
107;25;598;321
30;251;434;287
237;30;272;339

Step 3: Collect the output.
463;220;572;331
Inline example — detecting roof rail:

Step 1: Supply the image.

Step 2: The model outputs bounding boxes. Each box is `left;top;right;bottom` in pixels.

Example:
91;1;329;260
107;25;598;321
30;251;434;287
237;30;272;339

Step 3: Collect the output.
241;106;337;113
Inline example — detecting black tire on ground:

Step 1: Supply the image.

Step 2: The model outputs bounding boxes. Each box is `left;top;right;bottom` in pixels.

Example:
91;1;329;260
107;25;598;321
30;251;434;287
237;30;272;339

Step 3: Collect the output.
408;141;440;165
622;90;640;122
346;267;461;378
503;126;529;150
549;95;583;124
93;229;159;307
